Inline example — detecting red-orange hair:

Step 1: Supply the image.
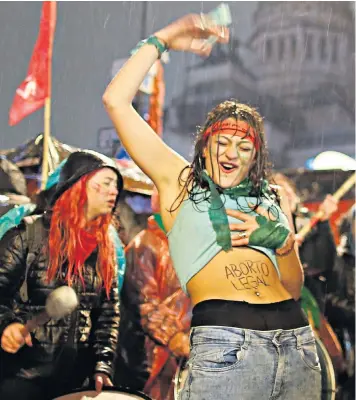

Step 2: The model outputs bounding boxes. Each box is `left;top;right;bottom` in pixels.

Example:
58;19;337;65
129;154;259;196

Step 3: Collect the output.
47;173;115;298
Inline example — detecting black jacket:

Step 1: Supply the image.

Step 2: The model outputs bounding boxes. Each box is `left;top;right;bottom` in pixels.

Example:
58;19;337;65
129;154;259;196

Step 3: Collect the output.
0;216;120;384
297;218;336;279
325;229;355;332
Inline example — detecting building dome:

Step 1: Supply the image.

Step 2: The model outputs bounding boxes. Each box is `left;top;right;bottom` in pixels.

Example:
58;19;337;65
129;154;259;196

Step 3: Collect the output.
248;1;354;101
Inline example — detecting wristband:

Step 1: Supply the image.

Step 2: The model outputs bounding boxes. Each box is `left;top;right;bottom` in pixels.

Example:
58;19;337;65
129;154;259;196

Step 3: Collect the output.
131;35;168;59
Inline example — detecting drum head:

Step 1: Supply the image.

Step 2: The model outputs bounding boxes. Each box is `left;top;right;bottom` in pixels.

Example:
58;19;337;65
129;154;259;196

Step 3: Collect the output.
53;386;152;400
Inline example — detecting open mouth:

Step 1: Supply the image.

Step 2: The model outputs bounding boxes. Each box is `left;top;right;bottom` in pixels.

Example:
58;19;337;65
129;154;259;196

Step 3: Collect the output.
219;162;238;174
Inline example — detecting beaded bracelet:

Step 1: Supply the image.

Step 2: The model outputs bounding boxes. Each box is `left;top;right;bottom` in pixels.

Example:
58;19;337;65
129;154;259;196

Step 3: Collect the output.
131;35;168;59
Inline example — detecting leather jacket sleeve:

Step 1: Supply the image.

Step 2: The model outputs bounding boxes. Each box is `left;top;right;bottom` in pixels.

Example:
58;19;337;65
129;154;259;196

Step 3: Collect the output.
92;269;120;380
0;224;27;338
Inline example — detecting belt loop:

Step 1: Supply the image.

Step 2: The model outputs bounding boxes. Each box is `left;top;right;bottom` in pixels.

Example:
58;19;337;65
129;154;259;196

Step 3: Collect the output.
189;327;195;347
272;329;283;347
242;329;250;350
294;330;302;350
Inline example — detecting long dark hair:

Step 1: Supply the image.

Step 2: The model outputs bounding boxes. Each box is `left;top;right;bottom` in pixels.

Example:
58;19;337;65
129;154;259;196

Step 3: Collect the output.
170;99;274;212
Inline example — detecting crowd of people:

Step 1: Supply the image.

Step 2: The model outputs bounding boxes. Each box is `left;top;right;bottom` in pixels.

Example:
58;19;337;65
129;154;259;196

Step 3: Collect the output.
0;12;354;400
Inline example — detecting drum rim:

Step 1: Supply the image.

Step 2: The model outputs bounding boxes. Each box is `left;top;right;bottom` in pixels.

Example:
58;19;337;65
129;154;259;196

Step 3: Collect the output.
55;385;152;400
315;337;337;400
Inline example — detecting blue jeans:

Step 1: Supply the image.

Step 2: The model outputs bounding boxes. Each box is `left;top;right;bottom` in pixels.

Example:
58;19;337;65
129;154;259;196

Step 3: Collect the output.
180;325;321;400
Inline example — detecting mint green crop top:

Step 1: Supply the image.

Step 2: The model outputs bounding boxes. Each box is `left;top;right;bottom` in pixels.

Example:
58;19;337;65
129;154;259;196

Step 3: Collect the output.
167;188;290;294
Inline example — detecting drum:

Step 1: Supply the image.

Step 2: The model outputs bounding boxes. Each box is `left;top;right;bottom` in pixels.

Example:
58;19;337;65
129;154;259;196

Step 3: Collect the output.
173;339;336;400
316;337;337;400
53;386;152;400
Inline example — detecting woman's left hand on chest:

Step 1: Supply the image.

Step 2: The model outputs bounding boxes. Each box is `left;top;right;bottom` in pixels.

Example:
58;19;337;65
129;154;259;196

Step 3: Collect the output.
226;204;290;250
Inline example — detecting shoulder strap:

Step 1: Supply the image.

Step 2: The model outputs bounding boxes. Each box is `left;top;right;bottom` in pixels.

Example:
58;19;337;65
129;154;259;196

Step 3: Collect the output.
19;215;44;302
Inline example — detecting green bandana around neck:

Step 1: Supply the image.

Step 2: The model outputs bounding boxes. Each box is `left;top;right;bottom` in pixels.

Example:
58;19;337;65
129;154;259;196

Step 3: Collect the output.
153;213;166;233
201;170;269;251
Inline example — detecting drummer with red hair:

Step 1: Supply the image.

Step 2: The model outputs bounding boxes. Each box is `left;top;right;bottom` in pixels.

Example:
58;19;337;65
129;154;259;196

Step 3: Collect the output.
0;151;123;400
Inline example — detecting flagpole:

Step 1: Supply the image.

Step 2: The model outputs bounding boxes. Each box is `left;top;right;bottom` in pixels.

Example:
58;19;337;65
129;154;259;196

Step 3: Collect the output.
40;1;56;190
41;96;51;189
8;0;57;185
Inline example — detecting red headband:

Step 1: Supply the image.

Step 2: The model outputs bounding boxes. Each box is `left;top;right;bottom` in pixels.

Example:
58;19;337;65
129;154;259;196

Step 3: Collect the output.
203;121;259;150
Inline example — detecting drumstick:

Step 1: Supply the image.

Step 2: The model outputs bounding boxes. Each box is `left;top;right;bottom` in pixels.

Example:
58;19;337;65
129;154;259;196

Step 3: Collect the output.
296;172;356;242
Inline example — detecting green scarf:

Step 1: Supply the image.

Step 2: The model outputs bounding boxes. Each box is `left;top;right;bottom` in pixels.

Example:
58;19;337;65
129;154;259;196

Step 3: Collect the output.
201;171;269;251
153;213;166;233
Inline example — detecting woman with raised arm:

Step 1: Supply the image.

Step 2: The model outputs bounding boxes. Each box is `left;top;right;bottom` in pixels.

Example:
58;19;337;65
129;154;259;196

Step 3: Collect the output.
103;14;320;400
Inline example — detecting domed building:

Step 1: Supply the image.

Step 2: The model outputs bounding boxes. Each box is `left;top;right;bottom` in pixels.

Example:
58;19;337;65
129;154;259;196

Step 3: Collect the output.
248;1;355;167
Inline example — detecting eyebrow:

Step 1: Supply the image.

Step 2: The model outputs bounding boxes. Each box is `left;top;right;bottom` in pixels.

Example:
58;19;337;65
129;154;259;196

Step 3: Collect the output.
216;136;253;145
103;177;118;182
216;135;231;141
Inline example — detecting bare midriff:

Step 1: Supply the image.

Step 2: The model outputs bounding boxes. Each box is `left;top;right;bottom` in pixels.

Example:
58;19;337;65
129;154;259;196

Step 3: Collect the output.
187;247;293;306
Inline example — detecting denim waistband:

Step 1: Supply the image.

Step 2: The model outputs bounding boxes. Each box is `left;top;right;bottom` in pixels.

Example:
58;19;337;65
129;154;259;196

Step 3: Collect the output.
190;325;314;347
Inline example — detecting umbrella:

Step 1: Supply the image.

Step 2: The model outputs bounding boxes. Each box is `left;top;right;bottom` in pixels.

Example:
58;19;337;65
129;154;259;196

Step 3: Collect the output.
306;151;356;171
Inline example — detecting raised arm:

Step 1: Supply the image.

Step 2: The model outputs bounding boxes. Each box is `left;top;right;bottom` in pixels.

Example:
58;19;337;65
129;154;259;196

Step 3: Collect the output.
102;14;229;188
102;45;185;188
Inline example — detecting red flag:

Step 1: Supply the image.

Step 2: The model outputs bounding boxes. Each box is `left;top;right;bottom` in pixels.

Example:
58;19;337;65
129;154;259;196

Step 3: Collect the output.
9;1;57;126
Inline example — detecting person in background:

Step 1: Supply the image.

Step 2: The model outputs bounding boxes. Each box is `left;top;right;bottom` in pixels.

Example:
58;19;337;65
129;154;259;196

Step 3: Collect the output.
326;205;355;400
0;155;127;293
116;188;191;400
272;173;338;311
0;157;32;218
0;151;122;399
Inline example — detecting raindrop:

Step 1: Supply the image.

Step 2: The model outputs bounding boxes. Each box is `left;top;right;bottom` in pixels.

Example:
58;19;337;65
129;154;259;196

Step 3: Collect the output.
103;14;110;29
326;7;333;37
